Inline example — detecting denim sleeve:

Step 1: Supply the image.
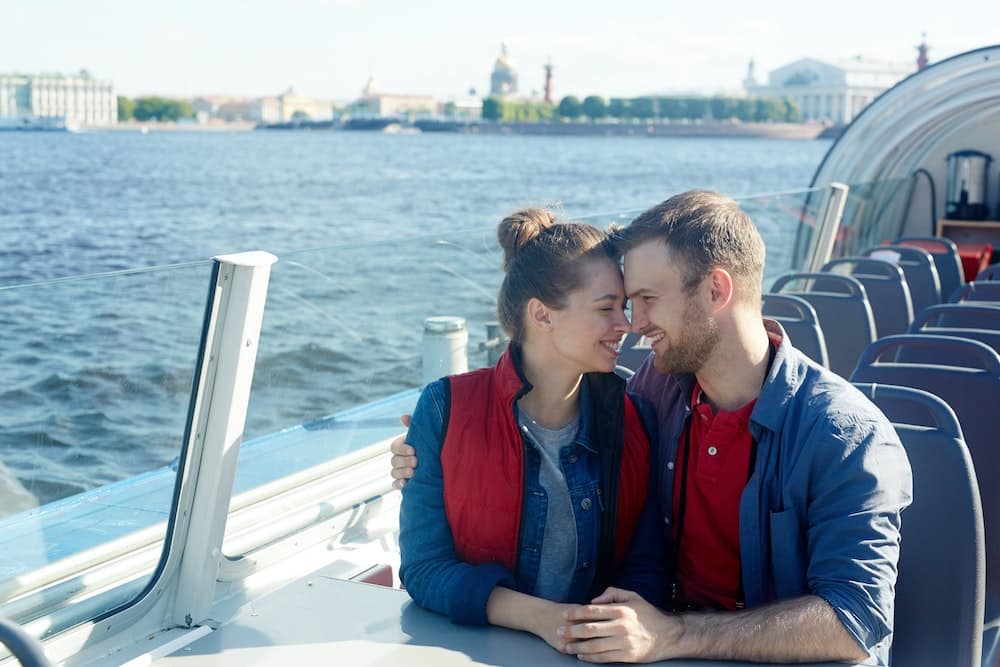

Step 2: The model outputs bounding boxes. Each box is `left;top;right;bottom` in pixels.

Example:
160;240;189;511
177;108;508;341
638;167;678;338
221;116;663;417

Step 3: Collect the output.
804;415;912;655
612;393;669;607
398;379;516;625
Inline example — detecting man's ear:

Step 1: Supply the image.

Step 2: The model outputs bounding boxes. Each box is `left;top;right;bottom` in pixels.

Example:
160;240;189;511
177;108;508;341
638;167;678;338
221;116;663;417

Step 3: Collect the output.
708;268;735;311
525;297;553;332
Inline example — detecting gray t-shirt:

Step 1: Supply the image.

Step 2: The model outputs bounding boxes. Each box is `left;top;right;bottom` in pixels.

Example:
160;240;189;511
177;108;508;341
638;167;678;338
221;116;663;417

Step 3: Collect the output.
518;412;579;602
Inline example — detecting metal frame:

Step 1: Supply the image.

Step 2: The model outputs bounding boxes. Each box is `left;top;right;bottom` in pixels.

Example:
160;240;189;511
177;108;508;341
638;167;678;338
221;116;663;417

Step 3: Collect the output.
14;251;276;666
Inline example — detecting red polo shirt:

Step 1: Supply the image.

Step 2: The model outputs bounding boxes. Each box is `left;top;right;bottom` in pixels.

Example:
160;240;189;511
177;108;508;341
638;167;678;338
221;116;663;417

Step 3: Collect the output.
671;336;780;610
672;385;755;610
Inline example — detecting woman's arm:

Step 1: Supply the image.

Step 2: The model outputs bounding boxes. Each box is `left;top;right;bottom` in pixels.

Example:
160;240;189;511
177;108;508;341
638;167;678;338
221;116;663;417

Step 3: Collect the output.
398;379;515;624
399;380;579;650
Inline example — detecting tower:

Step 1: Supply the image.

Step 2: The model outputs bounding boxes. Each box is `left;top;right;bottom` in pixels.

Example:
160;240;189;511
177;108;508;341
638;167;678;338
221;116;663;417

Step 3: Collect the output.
916;34;930;71
490;43;518;97
544;59;553;104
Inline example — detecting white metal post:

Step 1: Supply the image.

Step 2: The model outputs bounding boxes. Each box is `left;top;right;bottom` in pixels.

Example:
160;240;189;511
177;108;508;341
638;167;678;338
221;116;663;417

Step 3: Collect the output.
166;251;276;627
807;182;850;273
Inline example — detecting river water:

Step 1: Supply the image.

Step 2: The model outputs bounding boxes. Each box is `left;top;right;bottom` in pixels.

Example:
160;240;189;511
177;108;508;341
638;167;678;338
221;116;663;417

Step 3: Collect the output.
0;130;830;506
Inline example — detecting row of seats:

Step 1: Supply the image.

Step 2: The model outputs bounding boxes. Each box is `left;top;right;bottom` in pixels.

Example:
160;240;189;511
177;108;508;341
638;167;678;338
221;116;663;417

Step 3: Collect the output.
770;252;1000;667
765;239;1000;378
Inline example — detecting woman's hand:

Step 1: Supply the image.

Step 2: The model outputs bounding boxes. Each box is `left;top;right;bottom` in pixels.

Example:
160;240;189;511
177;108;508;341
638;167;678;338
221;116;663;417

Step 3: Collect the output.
486;587;573;653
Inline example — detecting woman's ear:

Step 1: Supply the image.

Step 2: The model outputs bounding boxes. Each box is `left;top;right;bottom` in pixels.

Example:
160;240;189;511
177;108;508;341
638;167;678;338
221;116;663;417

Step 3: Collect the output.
525;297;553;332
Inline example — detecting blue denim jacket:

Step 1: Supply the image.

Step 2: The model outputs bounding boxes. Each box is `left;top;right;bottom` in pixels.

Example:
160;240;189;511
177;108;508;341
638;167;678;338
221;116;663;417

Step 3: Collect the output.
399;377;667;625
627;320;912;666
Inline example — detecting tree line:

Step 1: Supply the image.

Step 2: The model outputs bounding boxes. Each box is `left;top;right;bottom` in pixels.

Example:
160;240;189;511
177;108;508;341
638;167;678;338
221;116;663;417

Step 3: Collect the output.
482;94;800;123
117;96;195;122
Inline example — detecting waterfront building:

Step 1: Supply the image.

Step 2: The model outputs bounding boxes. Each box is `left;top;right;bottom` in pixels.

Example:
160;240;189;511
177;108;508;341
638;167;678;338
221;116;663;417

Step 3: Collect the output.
0;71;116;126
350;74;436;118
278;88;334;122
744;56;915;124
490;44;518;97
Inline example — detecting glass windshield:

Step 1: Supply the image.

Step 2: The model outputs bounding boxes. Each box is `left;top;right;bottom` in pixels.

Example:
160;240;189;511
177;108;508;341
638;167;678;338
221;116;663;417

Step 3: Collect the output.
0;262;212;634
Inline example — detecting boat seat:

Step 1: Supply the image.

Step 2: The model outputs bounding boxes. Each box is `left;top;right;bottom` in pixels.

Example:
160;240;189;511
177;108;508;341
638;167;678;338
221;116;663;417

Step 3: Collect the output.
770;272;875;378
350;563;394;588
911;304;1000;331
957;243;994;283
822;257;913;337
978;263;1000;282
850;334;1000;645
950;281;1000;305
761;294;829;368
616;333;652;373
853;383;984;667
863;245;942;315
895;236;965;305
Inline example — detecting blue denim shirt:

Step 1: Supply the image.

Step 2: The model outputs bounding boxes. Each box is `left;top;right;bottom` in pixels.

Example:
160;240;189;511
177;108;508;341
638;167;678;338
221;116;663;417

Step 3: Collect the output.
399;377;667;625
627;320;912;666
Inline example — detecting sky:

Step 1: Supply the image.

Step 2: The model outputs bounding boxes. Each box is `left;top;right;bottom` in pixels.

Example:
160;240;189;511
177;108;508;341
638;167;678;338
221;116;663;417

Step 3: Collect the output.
4;0;999;102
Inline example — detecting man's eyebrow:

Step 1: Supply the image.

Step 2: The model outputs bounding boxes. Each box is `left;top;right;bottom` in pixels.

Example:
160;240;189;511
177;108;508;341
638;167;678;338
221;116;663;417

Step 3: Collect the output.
626;287;653;299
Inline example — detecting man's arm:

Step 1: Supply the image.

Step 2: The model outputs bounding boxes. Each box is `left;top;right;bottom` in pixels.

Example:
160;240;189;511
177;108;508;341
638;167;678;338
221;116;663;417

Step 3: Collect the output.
390;414;415;490
559;588;868;663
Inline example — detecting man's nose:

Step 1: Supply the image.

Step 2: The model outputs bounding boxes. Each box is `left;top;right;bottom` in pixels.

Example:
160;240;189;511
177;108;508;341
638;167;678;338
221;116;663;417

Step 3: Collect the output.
630;303;647;333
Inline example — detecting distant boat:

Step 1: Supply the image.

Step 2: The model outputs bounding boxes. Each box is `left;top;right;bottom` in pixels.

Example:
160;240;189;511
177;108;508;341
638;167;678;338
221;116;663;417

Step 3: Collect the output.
0;115;75;132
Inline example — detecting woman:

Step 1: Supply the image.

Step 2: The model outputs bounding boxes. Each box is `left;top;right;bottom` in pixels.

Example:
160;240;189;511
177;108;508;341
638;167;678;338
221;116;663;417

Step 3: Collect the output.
398;208;664;652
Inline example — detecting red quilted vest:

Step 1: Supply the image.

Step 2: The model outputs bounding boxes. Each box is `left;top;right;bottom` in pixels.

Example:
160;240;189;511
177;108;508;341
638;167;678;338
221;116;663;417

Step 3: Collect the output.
440;348;649;573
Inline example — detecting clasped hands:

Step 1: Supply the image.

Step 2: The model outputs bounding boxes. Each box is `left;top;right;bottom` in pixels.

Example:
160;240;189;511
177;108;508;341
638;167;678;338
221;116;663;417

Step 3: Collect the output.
555;587;678;663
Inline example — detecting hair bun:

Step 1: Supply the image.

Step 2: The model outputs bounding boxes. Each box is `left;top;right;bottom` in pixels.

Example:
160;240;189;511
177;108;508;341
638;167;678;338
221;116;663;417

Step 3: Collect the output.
497;208;558;271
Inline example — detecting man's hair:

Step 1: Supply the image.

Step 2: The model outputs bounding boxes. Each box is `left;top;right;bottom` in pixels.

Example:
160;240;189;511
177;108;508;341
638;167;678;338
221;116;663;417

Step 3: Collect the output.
616;190;765;302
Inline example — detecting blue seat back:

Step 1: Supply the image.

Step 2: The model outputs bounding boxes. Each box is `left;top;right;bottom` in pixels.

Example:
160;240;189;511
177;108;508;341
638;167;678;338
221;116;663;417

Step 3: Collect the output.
911;304;1000;331
616;332;651;373
863;245;942;315
850;334;1000;619
977;263;1000;282
853;383;985;667
770;272;875;378
896;236;965;306
822;257;913;337
761;294;829;368
949;281;1000;305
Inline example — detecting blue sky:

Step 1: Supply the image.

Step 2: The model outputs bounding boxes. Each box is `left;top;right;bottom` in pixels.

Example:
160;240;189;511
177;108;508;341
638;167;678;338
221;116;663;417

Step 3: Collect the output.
5;0;998;101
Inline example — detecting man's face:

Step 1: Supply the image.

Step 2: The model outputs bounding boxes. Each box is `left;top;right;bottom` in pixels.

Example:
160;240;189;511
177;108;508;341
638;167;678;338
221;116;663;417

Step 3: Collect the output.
623;240;720;375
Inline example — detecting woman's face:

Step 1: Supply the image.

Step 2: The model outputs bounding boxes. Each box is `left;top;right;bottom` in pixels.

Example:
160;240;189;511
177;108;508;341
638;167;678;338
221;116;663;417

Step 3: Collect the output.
547;258;630;374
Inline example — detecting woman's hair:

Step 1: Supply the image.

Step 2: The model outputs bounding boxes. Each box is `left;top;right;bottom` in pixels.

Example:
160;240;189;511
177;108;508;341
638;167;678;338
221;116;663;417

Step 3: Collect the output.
496;208;614;343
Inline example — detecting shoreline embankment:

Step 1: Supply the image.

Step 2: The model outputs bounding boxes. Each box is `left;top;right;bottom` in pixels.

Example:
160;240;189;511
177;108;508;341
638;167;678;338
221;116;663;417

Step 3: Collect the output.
85;119;843;140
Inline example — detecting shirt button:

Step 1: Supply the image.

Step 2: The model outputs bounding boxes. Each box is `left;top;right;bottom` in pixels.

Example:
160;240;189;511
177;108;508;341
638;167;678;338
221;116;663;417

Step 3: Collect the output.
581;498;592;510
667;462;675;471
567;453;579;464
664;517;671;526
707;446;718;456
581;561;590;569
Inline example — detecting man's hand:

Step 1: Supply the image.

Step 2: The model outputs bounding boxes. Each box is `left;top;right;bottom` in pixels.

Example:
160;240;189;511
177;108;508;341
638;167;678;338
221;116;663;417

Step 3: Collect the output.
558;588;676;663
390;414;417;490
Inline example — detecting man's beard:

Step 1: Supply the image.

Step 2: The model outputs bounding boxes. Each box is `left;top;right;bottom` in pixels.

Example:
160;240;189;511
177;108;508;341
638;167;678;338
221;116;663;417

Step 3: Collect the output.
653;297;720;375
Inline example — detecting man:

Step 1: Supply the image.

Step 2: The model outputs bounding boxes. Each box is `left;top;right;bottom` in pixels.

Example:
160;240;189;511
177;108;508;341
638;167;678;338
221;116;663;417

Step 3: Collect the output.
391;190;912;665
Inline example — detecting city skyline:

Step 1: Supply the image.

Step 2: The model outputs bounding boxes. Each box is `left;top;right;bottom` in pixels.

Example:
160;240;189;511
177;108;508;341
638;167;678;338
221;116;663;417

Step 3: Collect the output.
5;0;999;101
